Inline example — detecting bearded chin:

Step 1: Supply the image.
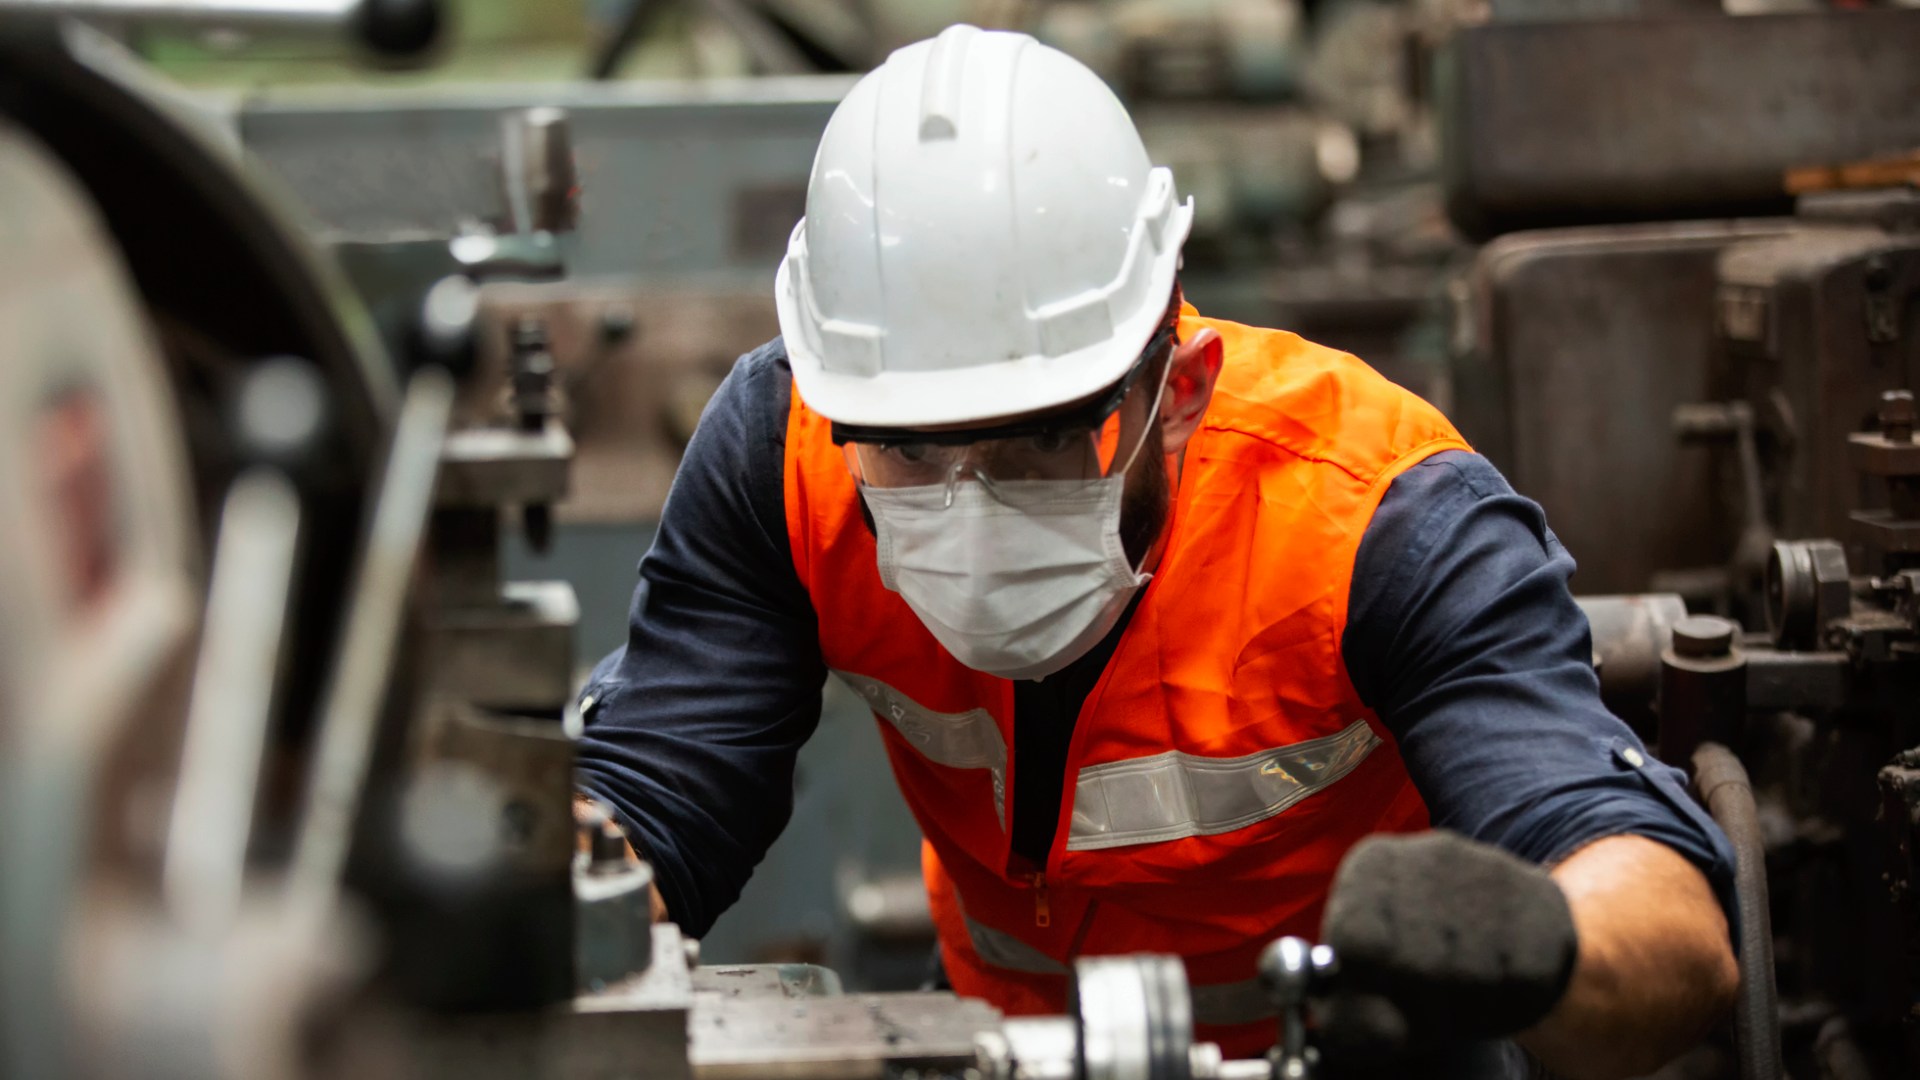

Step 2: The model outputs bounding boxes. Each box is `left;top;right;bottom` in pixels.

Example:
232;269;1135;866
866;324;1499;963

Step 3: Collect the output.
1119;422;1170;570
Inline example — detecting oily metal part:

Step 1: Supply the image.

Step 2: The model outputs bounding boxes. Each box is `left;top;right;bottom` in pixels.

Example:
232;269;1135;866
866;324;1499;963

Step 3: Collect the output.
1437;10;1920;237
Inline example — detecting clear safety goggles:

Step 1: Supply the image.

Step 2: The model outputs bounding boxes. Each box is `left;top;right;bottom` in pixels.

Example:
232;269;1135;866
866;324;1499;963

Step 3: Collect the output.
831;326;1176;508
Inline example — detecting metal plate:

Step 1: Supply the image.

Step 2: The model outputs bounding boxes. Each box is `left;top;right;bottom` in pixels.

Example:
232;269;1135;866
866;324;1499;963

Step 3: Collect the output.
238;80;846;281
1437;11;1920;237
688;992;1002;1080
694;964;845;1001
1459;218;1791;593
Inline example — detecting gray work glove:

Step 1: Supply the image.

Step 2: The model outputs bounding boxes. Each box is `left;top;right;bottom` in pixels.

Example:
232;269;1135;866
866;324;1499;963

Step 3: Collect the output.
1313;831;1579;1066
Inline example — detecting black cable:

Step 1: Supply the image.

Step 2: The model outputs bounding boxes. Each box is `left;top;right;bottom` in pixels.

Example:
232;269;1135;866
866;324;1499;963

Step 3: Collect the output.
1692;742;1785;1080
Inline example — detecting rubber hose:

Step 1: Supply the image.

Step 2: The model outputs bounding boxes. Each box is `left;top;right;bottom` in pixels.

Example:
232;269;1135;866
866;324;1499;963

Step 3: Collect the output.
1691;742;1783;1080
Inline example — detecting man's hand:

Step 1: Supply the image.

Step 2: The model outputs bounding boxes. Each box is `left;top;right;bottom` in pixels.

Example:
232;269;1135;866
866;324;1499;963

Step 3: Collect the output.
1315;831;1737;1080
1315;830;1579;1064
572;793;670;923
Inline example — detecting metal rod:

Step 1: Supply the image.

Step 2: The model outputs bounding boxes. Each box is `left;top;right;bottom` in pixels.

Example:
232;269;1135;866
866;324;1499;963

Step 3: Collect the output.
285;368;452;929
162;468;303;935
0;0;443;55
0;0;360;28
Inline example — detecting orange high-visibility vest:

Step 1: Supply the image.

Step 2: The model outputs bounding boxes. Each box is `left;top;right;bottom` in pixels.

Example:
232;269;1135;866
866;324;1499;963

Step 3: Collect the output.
781;307;1471;1055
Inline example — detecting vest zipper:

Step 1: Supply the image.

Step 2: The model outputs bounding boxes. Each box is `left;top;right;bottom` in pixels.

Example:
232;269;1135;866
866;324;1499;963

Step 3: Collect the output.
1032;872;1050;928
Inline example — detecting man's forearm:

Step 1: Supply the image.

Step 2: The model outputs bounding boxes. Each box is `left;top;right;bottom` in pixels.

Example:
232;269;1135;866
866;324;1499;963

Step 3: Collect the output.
1517;834;1739;1080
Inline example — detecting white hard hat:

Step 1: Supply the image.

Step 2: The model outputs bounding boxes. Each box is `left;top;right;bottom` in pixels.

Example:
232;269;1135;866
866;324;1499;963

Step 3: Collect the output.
775;24;1193;428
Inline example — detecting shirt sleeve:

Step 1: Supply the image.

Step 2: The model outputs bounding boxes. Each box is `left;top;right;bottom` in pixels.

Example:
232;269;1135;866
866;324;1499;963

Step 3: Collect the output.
574;339;827;937
1342;450;1738;927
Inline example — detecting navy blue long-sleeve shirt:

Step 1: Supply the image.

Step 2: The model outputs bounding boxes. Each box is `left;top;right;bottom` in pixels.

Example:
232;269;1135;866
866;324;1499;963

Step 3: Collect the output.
574;339;1736;940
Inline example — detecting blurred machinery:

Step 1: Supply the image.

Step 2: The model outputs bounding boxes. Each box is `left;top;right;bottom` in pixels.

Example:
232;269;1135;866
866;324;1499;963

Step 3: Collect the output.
10;1;1920;1079
0;9;1315;1080
219;0;1453;977
1440;9;1920;1078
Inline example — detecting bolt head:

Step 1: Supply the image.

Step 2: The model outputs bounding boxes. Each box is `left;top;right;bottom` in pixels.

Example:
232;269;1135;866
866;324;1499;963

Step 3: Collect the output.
1881;389;1916;442
1672;615;1738;659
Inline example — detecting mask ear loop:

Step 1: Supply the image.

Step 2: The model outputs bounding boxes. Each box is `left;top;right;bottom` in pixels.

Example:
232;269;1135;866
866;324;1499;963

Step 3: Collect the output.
1108;338;1177;482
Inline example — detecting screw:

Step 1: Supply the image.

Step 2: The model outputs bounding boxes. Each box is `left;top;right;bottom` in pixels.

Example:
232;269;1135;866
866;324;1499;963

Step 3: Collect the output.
1865;255;1893;292
509;316;558;432
599;305;637;345
1672;615;1738;659
1881;389;1916;443
576;800;630;872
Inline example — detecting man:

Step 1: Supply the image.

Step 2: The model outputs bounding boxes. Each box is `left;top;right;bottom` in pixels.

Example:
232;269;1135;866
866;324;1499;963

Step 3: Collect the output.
575;24;1738;1079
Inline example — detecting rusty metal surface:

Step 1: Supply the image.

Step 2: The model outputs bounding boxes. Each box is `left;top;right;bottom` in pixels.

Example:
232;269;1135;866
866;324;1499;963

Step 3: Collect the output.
466;281;782;524
1459;218;1791;593
1715;228;1920;552
1436;11;1920;238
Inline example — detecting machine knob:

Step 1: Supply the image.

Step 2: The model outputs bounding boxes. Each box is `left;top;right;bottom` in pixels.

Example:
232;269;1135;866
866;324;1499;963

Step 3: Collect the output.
354;0;442;57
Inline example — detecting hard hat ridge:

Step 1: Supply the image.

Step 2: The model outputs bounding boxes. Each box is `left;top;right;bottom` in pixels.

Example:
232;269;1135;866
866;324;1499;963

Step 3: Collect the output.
916;22;977;142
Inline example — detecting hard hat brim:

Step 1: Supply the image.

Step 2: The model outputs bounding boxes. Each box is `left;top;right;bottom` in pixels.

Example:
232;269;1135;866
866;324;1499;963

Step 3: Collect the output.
775;220;1188;429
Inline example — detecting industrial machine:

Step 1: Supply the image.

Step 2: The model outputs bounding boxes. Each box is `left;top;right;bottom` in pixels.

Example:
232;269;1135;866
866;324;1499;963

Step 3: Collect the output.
1444;10;1920;1078
0;9;1337;1080
7;2;1920;1080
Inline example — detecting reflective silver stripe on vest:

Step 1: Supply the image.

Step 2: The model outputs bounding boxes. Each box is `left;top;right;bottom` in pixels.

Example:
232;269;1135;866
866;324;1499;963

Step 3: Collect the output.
1067;719;1380;851
966;916;1069;975
1189;977;1277;1026
833;670;1008;827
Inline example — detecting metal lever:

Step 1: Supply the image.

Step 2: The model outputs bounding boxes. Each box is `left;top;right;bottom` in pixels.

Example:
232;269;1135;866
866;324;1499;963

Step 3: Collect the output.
0;0;442;56
1259;936;1336;1080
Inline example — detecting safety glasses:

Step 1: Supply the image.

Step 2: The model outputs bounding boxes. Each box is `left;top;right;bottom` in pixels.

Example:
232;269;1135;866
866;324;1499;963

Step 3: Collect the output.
831;326;1176;508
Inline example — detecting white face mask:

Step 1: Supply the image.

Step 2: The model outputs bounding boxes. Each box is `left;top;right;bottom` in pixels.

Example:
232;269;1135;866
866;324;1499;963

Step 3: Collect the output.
862;476;1149;680
857;358;1171;681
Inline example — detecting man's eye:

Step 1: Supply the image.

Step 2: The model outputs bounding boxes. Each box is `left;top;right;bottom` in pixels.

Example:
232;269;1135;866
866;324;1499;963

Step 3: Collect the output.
1029;430;1078;454
888;443;936;464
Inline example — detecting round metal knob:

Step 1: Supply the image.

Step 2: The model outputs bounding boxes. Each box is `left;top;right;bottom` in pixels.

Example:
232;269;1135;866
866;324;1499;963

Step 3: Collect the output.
1672;615;1738;660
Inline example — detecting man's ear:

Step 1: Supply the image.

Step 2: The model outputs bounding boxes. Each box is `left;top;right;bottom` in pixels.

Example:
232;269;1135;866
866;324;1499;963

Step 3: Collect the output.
1159;326;1223;454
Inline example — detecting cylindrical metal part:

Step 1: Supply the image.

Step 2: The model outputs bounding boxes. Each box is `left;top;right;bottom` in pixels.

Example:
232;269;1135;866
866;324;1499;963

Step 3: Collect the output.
574;855;655;990
1691;744;1783;1080
0;0;442;55
1576;594;1689;736
1657;616;1746;765
1765;539;1850;649
1073;955;1193;1080
978;1017;1081;1080
499;107;579;236
1880;388;1916;444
